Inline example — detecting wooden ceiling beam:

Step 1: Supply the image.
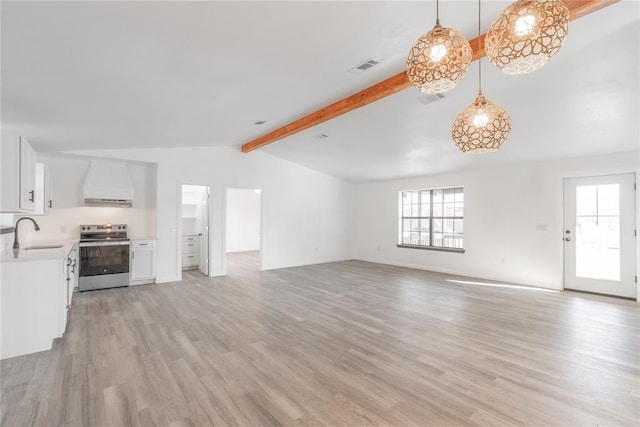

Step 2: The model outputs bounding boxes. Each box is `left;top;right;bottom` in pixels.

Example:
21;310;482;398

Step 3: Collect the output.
241;0;619;153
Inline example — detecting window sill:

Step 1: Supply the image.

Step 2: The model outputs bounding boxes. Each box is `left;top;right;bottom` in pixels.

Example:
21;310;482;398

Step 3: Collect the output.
396;244;465;253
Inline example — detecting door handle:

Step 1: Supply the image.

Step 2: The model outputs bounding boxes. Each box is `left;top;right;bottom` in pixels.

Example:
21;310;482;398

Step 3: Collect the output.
48;200;53;208
28;190;35;202
564;237;571;242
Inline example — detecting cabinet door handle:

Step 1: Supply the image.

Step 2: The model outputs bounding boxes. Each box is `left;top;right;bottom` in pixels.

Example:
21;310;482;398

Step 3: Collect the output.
132;252;135;259
28;190;35;202
48;200;53;208
139;243;148;246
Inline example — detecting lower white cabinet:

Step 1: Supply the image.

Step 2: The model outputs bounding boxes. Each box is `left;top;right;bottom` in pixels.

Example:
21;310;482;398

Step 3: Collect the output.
0;243;77;360
130;239;156;285
182;235;199;269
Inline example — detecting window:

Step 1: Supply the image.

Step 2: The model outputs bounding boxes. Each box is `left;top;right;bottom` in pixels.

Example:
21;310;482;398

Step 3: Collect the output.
398;187;464;252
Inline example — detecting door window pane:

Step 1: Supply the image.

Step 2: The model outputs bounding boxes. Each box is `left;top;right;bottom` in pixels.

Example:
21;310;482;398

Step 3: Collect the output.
576;186;597;216
597;184;619;216
575;184;621;281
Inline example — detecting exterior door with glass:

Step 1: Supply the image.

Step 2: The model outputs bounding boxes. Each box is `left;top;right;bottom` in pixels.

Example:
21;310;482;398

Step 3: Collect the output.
563;174;636;298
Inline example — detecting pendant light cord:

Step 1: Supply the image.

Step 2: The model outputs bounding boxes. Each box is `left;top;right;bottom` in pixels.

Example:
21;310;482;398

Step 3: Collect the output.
478;0;482;92
436;0;440;26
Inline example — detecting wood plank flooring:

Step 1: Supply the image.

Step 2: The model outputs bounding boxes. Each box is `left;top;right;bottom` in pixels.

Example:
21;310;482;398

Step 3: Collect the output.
2;252;639;426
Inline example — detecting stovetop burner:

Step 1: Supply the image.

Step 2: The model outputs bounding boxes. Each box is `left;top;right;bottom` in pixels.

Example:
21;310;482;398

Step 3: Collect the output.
79;224;129;242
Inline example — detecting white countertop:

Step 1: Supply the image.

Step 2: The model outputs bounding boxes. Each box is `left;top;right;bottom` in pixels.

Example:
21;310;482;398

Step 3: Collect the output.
1;240;78;263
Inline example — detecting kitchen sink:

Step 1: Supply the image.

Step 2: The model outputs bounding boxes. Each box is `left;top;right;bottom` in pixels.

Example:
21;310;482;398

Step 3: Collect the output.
23;245;64;250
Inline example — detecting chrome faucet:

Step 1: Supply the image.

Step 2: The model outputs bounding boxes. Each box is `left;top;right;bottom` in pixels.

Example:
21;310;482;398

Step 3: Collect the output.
13;217;40;250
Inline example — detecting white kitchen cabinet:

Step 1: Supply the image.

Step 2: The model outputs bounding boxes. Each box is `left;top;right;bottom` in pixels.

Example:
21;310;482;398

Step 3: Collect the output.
182;235;199;269
130;239;156;285
34;162;53;214
0;243;77;360
1;129;36;212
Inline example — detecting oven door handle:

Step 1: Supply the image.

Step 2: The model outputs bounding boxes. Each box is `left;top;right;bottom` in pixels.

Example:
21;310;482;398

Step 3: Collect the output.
79;242;131;248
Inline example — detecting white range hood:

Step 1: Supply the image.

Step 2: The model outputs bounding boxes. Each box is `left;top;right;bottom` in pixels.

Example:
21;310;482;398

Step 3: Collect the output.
83;161;134;208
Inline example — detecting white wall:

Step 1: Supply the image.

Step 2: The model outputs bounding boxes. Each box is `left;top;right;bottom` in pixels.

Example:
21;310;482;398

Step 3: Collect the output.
72;146;354;282
226;188;261;253
354;152;640;296
15;154;157;244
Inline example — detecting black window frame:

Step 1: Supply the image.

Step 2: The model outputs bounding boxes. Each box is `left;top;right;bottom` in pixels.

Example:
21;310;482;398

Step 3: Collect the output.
397;187;465;253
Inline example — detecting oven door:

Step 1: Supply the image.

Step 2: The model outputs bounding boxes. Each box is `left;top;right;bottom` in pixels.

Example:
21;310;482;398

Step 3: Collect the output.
79;242;130;277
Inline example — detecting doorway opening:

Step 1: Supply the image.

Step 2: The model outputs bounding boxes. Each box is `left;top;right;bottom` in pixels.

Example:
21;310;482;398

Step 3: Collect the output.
563;173;637;299
225;188;262;276
180;185;210;277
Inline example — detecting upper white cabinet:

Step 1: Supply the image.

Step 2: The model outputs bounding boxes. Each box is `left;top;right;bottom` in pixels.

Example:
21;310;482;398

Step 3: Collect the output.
130;239;157;285
1;129;36;212
34;162;53;215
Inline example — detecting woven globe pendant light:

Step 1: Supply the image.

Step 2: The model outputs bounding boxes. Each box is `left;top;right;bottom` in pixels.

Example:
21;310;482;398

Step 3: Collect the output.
406;0;472;94
452;90;511;153
452;0;511;153
485;0;570;75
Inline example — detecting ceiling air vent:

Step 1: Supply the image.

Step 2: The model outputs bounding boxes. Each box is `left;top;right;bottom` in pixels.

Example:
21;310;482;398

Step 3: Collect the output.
349;59;380;73
417;93;445;105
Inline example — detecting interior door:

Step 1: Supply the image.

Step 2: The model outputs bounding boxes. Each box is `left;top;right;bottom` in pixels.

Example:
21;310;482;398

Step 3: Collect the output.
563;174;637;298
198;187;209;276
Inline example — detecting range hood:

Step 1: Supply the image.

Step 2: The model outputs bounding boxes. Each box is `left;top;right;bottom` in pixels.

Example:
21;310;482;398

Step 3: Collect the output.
83;161;134;208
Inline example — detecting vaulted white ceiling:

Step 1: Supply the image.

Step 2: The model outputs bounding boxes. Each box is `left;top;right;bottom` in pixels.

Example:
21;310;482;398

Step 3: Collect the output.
2;1;639;182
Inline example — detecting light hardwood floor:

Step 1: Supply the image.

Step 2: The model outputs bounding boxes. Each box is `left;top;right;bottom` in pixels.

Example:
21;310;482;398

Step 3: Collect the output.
2;253;639;426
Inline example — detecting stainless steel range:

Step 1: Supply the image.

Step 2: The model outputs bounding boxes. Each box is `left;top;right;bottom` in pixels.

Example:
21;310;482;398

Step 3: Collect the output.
78;224;130;291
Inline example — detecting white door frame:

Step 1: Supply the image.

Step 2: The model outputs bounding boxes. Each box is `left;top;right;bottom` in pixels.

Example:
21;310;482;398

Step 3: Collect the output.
222;186;264;275
177;183;212;279
562;173;637;299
